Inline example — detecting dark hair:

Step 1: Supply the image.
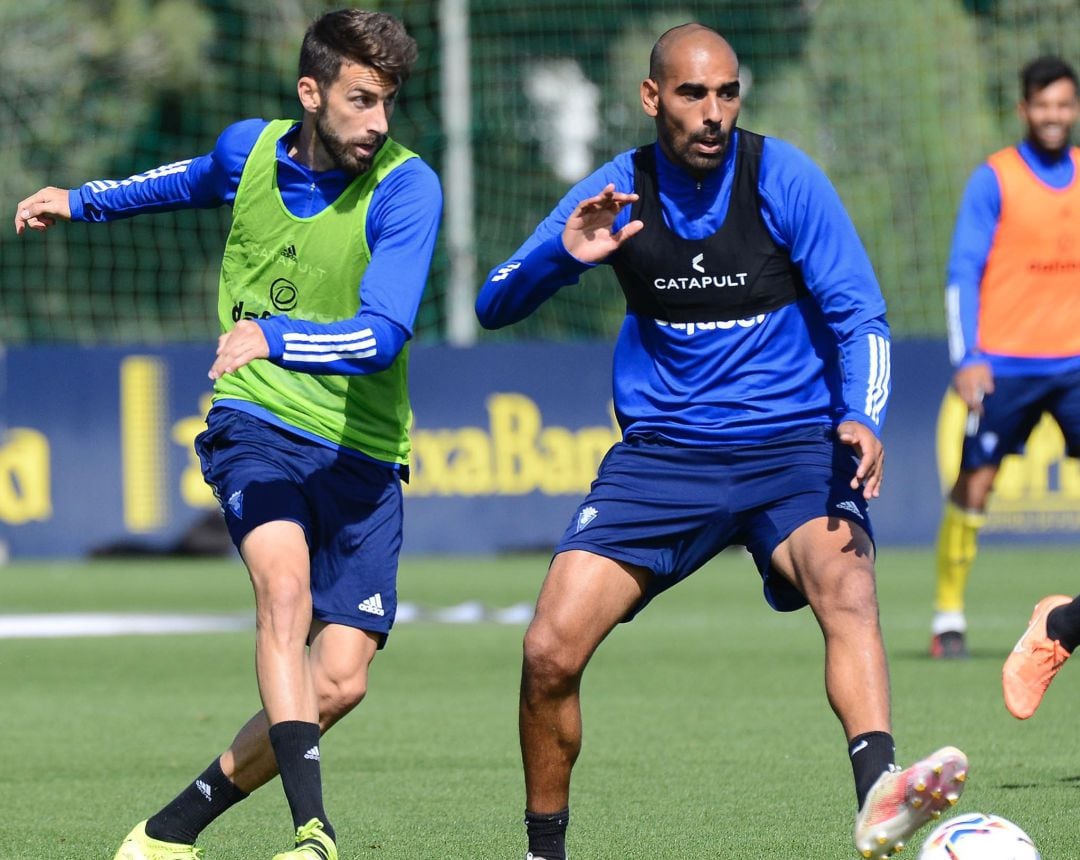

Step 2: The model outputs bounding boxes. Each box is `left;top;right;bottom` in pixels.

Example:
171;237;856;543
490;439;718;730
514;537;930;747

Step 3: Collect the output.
299;9;418;89
1020;55;1078;101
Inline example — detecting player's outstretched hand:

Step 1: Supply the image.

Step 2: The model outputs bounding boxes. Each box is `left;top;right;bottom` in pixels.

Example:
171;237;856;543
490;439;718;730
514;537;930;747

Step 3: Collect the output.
562;183;644;264
15;187;72;235
837;420;884;500
209;320;270;380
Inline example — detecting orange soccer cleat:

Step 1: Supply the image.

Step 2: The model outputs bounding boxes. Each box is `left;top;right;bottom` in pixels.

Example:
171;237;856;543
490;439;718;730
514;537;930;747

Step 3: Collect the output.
1002;594;1074;719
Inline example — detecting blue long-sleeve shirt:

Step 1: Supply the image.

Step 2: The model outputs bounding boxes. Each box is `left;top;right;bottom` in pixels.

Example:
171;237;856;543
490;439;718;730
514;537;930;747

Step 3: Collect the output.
71;118;442;376
945;138;1080;377
476;131;891;445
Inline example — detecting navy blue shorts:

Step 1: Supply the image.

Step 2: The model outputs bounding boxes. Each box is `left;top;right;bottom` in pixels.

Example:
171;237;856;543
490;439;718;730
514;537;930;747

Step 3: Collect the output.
195;407;403;644
555;427;874;615
961;369;1080;469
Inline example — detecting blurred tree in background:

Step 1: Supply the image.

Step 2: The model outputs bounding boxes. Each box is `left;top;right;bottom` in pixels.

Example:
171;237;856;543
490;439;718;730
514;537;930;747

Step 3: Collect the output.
2;0;1077;344
744;0;1002;334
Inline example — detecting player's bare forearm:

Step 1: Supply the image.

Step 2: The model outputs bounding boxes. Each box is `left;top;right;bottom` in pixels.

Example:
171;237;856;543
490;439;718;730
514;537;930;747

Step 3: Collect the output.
14;187;72;235
209;320;270;380
837;420;885;500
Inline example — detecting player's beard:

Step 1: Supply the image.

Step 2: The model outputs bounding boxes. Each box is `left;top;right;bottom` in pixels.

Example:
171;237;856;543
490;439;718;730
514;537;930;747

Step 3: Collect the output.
314;108;386;176
682;126;730;173
1029;123;1072;157
656;110;731;177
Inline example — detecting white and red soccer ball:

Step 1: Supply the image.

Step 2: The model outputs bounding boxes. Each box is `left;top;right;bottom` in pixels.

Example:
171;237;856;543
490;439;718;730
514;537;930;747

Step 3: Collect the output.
919;812;1040;860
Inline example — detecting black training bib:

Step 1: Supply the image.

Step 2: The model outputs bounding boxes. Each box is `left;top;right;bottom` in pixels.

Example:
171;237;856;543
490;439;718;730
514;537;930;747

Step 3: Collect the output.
611;130;807;323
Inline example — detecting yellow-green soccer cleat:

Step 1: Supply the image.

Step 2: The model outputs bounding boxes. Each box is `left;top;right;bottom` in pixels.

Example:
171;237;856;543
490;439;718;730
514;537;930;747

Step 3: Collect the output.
112;821;202;860
272;818;338;860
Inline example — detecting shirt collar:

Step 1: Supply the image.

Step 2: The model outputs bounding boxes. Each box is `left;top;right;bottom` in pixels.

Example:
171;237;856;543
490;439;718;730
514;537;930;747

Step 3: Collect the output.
1018;136;1074;168
652;128;738;190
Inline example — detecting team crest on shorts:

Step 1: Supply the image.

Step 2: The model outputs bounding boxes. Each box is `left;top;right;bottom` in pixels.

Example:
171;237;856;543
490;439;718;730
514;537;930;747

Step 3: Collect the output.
227;490;244;519
576;505;599;532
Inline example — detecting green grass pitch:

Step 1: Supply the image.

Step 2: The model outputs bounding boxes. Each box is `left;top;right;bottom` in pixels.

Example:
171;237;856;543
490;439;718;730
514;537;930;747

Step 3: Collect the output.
2;546;1078;859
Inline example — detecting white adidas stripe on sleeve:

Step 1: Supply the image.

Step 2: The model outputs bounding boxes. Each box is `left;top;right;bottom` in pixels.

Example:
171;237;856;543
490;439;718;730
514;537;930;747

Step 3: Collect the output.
863;333;891;425
281;328;378;365
945;284;966;366
282;329;375;343
85;160;193;193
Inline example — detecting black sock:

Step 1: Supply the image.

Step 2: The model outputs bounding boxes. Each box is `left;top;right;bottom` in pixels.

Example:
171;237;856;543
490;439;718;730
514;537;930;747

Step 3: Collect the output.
269;721;335;843
525;807;569;860
1046;595;1080;653
145;757;249;844
849;731;895;809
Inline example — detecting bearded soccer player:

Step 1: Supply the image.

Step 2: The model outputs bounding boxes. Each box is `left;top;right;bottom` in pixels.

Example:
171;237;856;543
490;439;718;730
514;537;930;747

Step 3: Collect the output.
477;23;967;860
932;56;1080;660
15;9;440;860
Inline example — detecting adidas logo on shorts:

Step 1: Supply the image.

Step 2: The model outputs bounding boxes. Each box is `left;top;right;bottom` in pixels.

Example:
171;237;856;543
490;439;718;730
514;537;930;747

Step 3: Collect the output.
835;500;863;519
358;593;386;616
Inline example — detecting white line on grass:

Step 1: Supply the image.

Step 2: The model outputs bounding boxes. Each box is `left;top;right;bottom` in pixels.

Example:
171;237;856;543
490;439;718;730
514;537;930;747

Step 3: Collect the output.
0;602;535;639
0;612;251;639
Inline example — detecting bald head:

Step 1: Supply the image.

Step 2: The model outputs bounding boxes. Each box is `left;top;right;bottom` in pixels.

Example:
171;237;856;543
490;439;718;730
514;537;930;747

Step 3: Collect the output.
641;23;741;178
649;23;737;83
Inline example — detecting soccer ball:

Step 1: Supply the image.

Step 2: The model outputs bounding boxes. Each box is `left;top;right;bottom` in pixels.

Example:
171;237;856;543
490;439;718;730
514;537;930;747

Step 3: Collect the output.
918;812;1040;859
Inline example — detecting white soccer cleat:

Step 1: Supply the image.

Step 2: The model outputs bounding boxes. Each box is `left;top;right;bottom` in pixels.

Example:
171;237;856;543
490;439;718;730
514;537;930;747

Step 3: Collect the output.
853;746;968;858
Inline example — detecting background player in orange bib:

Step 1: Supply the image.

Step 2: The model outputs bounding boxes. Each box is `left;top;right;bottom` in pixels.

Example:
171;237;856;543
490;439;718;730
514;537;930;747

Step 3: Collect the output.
933;56;1080;659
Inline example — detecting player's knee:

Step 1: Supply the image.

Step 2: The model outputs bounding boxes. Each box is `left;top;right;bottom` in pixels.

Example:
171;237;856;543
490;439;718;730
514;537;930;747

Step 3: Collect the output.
317;674;368;724
252;573;312;632
951;467;997;508
522;621;587;690
807;562;879;620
